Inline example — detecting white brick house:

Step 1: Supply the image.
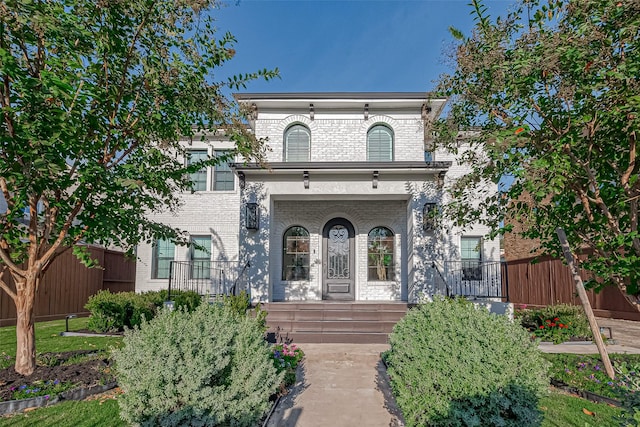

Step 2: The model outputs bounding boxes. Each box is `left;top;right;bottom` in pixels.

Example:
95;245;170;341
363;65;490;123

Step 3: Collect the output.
135;92;501;303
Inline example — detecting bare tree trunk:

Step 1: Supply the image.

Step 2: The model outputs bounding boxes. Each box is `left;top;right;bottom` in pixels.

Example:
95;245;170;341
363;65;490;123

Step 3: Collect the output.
557;228;615;379
14;276;37;376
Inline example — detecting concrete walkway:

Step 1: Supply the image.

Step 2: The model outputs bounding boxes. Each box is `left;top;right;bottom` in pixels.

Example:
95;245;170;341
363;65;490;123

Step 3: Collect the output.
266;317;640;427
266;344;403;427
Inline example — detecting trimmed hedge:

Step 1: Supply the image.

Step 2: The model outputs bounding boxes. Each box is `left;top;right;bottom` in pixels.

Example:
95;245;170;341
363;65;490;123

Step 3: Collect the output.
85;289;201;333
113;303;283;426
386;298;549;427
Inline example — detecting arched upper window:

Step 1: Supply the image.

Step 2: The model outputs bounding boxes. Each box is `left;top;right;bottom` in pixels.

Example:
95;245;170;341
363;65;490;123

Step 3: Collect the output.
367;125;393;161
282;226;310;280
284;125;310;162
367;227;395;281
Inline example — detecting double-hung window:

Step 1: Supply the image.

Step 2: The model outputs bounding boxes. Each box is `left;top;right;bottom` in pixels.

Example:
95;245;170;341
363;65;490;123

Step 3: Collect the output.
152;239;175;279
187;150;208;191
214;150;234;191
191;236;211;279
461;237;482;281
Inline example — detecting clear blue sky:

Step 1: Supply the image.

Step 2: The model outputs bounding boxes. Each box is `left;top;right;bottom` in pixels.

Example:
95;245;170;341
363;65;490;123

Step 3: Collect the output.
214;0;516;93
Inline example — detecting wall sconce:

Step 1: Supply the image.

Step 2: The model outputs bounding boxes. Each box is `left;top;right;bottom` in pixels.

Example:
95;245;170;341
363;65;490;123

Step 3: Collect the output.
245;202;259;230
423;202;438;232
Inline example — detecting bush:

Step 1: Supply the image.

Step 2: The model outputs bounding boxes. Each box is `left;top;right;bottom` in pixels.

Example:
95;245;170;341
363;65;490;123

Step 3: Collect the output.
85;290;202;333
142;289;202;312
85;290;154;333
386;297;549;427
516;303;593;343
113;303;283;427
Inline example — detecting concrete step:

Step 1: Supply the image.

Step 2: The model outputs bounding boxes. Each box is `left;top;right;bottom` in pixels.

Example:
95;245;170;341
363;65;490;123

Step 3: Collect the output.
269;331;391;344
260;302;407;344
268;320;398;333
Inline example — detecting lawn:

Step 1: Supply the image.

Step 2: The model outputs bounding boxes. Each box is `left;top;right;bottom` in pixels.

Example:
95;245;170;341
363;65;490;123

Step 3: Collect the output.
0;317;123;369
540;390;623;427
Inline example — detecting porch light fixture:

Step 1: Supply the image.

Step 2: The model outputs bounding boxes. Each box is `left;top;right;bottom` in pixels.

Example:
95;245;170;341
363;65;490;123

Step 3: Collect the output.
245;202;259;230
423;202;438;232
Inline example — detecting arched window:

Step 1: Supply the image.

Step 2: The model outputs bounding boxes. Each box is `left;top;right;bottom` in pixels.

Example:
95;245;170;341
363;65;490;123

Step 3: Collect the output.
368;227;395;281
284;124;310;162
282;226;310;280
367;125;393;161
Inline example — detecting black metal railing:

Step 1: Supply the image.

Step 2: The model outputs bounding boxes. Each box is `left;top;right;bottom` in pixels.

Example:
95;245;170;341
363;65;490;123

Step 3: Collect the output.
167;261;250;300
443;260;506;299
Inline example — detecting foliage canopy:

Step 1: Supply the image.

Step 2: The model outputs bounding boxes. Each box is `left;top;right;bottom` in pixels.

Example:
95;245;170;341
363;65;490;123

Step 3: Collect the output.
0;0;276;374
434;0;640;310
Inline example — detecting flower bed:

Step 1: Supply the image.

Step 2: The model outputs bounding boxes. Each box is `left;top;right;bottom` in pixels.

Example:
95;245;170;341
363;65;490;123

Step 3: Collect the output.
543;353;640;399
270;343;304;386
515;304;593;344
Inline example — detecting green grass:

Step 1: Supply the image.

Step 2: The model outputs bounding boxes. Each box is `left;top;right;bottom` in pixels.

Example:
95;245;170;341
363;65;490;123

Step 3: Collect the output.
541;389;624;427
0;318;123;369
0;397;125;427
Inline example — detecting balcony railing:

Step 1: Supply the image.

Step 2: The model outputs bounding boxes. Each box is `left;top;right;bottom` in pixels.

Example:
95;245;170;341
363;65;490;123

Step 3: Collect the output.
167;261;250;300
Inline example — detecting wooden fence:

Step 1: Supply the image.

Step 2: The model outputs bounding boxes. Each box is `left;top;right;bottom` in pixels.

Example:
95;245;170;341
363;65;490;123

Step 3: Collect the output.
0;246;136;327
505;255;640;321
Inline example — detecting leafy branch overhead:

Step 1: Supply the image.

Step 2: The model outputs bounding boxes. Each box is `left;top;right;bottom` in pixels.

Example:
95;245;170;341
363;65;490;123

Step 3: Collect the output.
434;0;640;309
0;0;277;375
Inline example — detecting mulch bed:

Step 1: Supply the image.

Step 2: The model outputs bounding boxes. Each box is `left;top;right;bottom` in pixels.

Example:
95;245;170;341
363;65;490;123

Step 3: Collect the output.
0;350;114;402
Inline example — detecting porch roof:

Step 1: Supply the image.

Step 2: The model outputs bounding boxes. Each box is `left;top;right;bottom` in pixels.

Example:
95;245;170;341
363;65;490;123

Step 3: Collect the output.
232;161;452;175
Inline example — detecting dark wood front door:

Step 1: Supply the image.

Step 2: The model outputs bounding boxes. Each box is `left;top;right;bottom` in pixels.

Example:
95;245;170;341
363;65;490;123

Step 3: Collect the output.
322;218;355;300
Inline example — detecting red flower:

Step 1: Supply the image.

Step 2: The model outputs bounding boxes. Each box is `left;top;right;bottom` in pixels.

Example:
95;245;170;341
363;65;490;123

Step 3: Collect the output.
515;127;525;135
559;323;565;328
539;326;545;329
554;317;560;321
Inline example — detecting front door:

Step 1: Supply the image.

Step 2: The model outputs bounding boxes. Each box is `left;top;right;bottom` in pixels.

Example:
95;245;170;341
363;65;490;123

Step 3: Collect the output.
322;218;355;300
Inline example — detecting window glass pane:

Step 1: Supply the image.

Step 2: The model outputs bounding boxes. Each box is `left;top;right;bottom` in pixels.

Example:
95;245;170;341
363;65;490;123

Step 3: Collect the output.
187;150;208;191
214;151;234;191
191;236;211;279
285;125;310;162
367;125;393;161
282;226;310;280
461;237;482;280
367;227;394;281
153;239;174;279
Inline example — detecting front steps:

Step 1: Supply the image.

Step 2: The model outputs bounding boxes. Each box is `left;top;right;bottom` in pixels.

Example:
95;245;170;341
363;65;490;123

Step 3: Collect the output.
260;302;408;344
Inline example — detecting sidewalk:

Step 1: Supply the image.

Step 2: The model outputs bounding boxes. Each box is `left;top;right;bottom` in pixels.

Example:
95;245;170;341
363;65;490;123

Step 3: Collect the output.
266;317;640;427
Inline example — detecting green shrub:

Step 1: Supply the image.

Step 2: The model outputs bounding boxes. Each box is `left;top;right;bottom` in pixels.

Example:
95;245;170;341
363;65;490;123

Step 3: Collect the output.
142;289;202;312
386;297;549;427
85;290;202;333
85;290;154;333
113;303;283;427
516;303;592;343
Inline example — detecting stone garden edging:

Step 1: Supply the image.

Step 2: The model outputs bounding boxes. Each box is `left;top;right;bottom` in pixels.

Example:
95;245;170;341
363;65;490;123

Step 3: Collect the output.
0;382;117;415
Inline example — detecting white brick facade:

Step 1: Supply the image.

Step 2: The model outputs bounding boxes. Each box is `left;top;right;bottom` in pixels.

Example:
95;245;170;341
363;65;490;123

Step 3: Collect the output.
135;93;500;303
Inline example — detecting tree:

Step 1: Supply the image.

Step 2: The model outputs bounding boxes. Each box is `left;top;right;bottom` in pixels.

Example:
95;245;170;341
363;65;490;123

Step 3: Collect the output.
0;0;277;375
433;0;640;312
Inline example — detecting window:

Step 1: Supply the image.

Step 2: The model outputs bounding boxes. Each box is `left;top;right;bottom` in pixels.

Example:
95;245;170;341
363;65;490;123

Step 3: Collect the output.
214;150;234;191
367;125;393;161
190;236;211;279
368;227;395;281
284;125;310;162
152;239;175;279
282;226;310;280
461;237;482;280
423;203;438;232
187;150;208;191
